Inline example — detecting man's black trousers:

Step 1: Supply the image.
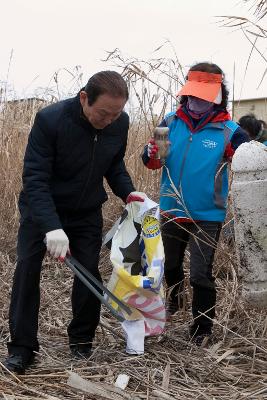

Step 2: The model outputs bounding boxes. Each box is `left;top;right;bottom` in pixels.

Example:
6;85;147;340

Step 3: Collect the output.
7;209;103;356
161;220;222;334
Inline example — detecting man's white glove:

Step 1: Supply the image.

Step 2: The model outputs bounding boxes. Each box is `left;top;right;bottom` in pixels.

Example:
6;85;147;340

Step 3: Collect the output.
45;229;69;259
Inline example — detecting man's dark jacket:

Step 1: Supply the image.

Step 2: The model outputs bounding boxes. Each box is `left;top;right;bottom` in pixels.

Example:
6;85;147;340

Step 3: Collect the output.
19;94;135;234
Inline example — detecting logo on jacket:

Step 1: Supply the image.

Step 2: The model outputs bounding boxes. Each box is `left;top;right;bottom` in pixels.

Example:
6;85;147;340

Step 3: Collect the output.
202;139;218;149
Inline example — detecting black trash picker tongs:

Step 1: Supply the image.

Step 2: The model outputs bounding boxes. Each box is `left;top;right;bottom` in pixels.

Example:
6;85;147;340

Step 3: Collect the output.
64;254;132;322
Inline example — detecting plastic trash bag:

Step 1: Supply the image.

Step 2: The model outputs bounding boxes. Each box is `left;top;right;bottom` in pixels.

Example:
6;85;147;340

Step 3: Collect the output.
105;196;166;354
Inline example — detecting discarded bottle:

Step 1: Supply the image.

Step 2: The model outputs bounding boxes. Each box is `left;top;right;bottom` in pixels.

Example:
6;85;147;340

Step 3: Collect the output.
153;127;169;164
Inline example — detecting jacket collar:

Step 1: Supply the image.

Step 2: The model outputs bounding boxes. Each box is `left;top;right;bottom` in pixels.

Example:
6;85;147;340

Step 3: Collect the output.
176;106;231;133
72;92;98;133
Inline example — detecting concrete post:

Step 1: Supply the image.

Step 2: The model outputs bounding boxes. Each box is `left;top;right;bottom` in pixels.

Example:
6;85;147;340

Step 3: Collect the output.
231;141;267;308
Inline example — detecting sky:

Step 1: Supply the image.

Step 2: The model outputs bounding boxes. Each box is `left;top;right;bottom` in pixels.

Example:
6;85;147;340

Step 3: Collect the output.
0;0;266;100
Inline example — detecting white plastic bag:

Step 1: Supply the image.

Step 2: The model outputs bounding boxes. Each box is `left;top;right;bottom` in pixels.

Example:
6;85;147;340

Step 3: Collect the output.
105;196;165;354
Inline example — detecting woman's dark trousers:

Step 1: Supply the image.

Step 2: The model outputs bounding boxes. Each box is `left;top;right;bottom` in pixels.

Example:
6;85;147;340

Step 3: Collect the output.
162;220;222;335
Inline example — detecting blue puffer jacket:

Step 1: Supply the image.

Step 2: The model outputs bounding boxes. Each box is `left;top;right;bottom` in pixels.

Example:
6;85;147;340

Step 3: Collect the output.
142;106;250;222
159;112;239;221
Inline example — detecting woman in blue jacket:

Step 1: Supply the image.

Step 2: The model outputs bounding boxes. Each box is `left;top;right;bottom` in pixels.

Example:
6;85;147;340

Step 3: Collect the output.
142;62;248;345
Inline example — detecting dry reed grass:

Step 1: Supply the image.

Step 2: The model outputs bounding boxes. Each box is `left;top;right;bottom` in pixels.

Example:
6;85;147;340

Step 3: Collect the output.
0;58;266;399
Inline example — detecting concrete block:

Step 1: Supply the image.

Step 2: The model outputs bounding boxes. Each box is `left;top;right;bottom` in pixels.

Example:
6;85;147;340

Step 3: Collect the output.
231;141;267;308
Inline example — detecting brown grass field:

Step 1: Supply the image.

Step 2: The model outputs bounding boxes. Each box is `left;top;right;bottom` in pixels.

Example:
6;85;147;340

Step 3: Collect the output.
0;62;266;399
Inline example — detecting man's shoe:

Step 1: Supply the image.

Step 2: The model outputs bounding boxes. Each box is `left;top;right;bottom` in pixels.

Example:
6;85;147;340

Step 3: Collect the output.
70;343;92;359
3;353;34;375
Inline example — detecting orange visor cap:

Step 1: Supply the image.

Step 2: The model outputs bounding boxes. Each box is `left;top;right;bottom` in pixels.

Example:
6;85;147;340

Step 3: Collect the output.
177;71;223;104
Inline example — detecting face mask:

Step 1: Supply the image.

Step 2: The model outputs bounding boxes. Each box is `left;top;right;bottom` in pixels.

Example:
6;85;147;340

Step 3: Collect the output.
187;96;214;119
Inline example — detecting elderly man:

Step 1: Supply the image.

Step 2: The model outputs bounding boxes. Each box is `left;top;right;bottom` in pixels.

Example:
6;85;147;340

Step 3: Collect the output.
4;70;143;374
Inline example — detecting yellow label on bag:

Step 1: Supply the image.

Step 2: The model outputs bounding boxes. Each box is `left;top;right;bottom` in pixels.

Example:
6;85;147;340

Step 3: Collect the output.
142;216;161;264
143;216;160;238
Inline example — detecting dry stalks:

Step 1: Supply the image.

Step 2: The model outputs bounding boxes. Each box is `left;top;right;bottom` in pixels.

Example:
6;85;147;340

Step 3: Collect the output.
217;0;267;97
0;60;266;399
